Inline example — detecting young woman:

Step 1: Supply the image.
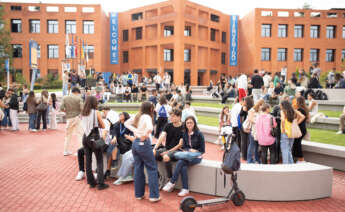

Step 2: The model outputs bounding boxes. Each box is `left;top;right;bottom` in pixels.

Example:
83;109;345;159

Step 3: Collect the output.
293;96;309;162
124;101;160;202
217;106;231;146
80;96;108;190
49;93;58;130
239;96;254;161
36;90;49;131
26;91;38;132
280;100;305;164
162;116;205;197
256;103;277;164
154;96;171;139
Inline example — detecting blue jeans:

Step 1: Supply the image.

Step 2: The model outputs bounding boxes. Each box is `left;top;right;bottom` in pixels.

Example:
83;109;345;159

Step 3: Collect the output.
171;157;202;190
29;113;37;130
173;151;201;162
247;134;260;164
280;133;294;164
1;108;12;127
63;83;68;96
132;138;159;199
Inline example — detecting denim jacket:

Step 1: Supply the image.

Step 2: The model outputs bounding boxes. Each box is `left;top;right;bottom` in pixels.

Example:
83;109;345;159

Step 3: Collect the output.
182;130;205;154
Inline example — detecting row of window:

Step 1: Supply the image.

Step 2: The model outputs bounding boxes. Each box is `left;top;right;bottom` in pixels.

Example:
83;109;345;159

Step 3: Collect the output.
9;5;95;13
131;11;220;22
261;24;345;39
261;48;345;62
10;19;94;34
11;44;94;59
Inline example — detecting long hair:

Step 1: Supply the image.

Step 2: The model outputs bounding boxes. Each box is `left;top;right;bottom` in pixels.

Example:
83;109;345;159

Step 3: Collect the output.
159;95;167;105
296;96;309;120
133;101;154;128
51;93;57;109
253;99;265;112
244;96;254;111
27;91;35;104
280;100;295;122
220;106;229;122
82;96;98;116
41;90;49;99
184;116;199;132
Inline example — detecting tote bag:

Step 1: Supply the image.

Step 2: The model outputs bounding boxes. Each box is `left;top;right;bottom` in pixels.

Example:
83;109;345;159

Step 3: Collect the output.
290;119;302;139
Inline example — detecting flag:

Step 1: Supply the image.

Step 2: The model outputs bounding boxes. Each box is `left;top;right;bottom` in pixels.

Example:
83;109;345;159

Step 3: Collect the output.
74;36;78;57
85;43;88;64
65;33;70;58
81;39;84;61
5;58;9;73
71;34;74;58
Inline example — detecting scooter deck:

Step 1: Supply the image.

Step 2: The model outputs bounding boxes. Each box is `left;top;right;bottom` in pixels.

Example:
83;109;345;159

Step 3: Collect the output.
197;197;229;206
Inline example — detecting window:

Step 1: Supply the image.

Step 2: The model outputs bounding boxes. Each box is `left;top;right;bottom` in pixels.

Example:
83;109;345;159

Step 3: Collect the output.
261;24;271;37
132;12;143;21
326;49;335;62
46;6;59;12
261;48;271;61
211;28;216;41
277;11;289;17
343;26;345;39
82;7;95;13
135;27;142;40
326;26;336;39
36;44;40;58
261;11;272;16
123;51;128;63
65;20;76;34
184;49;191;62
164;49;174;62
311;12;321;18
48;45;59;58
294;25;304;38
342;49;345;61
85;45;94;59
164;26;174;37
11;19;22;33
222;31;226;43
310;49;320;62
294;48;303;62
10;6;21;11
327;13;337;18
184;26;191;37
277;48;287;61
12;44;22;58
310;25;320;38
29;20;40;33
83;21;94;34
278;24;287;38
28;6;40;12
47;20;58;33
64;7;77;12
221;52;226;64
294;12;304;17
123;30;128;41
211;14;219;22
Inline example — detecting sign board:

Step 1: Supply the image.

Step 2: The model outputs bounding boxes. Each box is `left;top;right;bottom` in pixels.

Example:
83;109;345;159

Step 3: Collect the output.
110;12;119;64
229;15;238;66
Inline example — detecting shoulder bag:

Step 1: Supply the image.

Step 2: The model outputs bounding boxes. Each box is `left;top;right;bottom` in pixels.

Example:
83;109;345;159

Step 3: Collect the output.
290;119;302;139
89;110;106;150
36;97;48;111
270;117;279;137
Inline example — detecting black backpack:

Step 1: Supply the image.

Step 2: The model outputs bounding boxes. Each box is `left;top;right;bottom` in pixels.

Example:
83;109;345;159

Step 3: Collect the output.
108;119;117;137
222;135;241;174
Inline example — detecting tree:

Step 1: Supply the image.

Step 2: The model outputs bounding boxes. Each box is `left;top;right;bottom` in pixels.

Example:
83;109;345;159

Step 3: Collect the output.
302;2;312;10
0;5;12;77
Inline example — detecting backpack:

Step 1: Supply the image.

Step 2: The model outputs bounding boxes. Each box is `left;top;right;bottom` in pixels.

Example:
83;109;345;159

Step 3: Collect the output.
108;119;117;137
222;136;241;174
158;105;167;118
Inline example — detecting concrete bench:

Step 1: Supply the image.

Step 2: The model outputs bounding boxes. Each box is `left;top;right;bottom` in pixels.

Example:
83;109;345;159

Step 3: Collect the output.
307;117;339;131
319;89;345;101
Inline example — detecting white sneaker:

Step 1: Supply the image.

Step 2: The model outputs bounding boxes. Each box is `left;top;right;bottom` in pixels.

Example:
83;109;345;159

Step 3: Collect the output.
75;171;85;181
63;151;72;156
113;177;125;185
122;175;134;182
149;197;161;202
93;173;97;180
336;131;343;134
178;189;190;197
162;181;175;192
74;152;78;156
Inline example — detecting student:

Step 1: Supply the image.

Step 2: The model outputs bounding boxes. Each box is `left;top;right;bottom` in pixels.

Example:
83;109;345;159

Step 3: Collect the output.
154;96;171;139
217;106;231;146
293;96;309;162
231;97;243;149
8;89;19;131
26;91;37;132
162;116;205;197
153;109;183;187
125;101;160;202
36;90;49;131
337;106;345;135
181;102;197;123
239;96;254;160
49;93;58;130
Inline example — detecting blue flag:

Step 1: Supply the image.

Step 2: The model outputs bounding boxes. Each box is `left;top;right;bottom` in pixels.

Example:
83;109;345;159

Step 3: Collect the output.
5;58;9;73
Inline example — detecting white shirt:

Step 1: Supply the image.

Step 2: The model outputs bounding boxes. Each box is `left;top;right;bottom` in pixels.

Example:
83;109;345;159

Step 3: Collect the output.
116;86;124;94
230;103;242;127
237;74;248;90
155;103;172;118
154;75;162;84
125;114;153;138
263;75;272;88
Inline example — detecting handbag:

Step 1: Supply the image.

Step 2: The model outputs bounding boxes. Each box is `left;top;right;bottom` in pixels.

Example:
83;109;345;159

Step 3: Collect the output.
290;119;302;139
88;110;106;150
36;98;48;111
242;117;252;133
270;117;279;137
117;136;132;154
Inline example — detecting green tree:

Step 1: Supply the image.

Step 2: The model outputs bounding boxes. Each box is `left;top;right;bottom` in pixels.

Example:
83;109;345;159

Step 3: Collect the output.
302;2;312;10
0;5;12;80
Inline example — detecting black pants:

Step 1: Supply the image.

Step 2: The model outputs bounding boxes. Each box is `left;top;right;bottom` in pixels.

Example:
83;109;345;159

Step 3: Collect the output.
221;95;229;104
155;83;160;91
260;143;276;164
83;135;105;186
155;117;168;138
293;130;306;158
77;147;85;172
36;110;47;130
232;127;241;151
154;147;175;179
240;130;249;160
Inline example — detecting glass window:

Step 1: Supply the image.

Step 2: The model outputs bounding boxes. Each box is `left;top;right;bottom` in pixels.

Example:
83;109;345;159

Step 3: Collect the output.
261;24;271;37
123;30;129;41
294;25;304;38
83;21;94;34
326;49;335;62
294;48;303;61
65;20;76;34
85;45;94;59
164;26;174;37
184;26;191;37
211;28;216;41
11;19;22;33
184;49;191;62
221;52;226;64
135;27;142;40
310;49;319;62
210;14;219;22
222;31;226;43
11;6;22;11
164;49;174;62
326;26;336;39
132;12;143;21
47;20;58;33
342;49;345;61
310;25;320;38
29;20;40;33
48;45;59;58
123;51;128;63
277;48;287;61
261;48;271;61
278;24;287;38
12;44;22;58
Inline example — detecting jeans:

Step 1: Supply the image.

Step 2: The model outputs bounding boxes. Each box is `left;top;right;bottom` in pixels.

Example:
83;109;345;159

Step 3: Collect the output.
280;133;294;164
63;83;68;96
1;108;12;127
247;134;260;164
36;109;47;130
173;151;201;162
132;138;159;199
155;148;175;179
77;147;85;172
170;157;202;189
117;150;134;177
29;113;37;130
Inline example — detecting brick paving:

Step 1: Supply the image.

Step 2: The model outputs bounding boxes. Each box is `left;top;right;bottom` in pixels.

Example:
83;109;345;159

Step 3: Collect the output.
0;124;345;212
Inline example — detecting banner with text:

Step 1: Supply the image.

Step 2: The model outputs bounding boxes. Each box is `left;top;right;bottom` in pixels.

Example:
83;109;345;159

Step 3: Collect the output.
110;12;119;64
29;40;38;69
229;15;238;66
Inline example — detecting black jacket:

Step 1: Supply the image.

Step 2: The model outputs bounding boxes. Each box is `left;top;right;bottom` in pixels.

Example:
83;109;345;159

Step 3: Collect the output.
9;94;19;110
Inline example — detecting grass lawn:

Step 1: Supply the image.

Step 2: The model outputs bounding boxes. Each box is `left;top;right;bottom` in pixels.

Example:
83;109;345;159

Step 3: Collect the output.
319;110;342;118
34;89;61;93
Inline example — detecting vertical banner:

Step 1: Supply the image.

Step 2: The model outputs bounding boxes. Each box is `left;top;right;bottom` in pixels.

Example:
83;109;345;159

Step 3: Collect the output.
29;40;38;91
110;12;119;64
229;15;238;66
5;58;9;89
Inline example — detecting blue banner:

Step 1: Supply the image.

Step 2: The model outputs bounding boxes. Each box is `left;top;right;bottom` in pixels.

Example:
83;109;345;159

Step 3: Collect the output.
110;12;119;64
229;15;238;66
5;58;9;73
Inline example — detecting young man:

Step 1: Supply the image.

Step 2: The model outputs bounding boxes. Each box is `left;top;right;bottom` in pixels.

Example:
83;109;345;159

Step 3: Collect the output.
153;108;184;188
8;88;19;131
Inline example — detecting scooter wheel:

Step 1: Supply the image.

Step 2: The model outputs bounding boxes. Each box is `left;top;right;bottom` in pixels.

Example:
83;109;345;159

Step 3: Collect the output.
231;190;245;206
180;196;197;212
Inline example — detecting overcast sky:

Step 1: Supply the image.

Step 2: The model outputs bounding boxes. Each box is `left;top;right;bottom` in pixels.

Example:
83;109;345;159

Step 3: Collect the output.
2;0;345;17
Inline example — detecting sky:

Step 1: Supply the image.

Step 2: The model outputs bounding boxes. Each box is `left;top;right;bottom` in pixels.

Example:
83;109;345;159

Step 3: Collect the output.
2;0;345;17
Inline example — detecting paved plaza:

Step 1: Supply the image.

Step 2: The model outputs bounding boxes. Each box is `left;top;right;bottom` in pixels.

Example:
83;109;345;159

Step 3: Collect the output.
0;124;345;212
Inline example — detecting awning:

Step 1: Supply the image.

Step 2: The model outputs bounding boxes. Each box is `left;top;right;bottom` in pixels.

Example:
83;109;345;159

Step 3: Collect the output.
198;69;206;73
184;69;190;73
146;69;157;74
164;69;173;73
133;69;142;73
210;70;218;74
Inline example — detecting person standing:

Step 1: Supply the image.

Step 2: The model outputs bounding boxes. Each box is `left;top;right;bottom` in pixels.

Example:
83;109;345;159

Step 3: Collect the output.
49;93;58;130
36;90;49;131
336;106;345;135
154;73;162;91
237;74;247;101
1;91;12;129
251;69;264;103
293;96;309;162
154;96;171;139
26;91;38;132
60;87;84;156
8;89;19;131
239;96;254;161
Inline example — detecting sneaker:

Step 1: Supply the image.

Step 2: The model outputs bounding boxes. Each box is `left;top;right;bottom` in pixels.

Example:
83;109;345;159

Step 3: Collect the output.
149;197;161;202
93;173;97;180
221;145;225;150
336;131;343;134
178;189;190;197
97;183;109;190
74;152;78;156
162;181;175;192
113;177;125;185
63;151;72;156
122;175;134;182
136;196;144;200
89;183;97;188
75;171;85;181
